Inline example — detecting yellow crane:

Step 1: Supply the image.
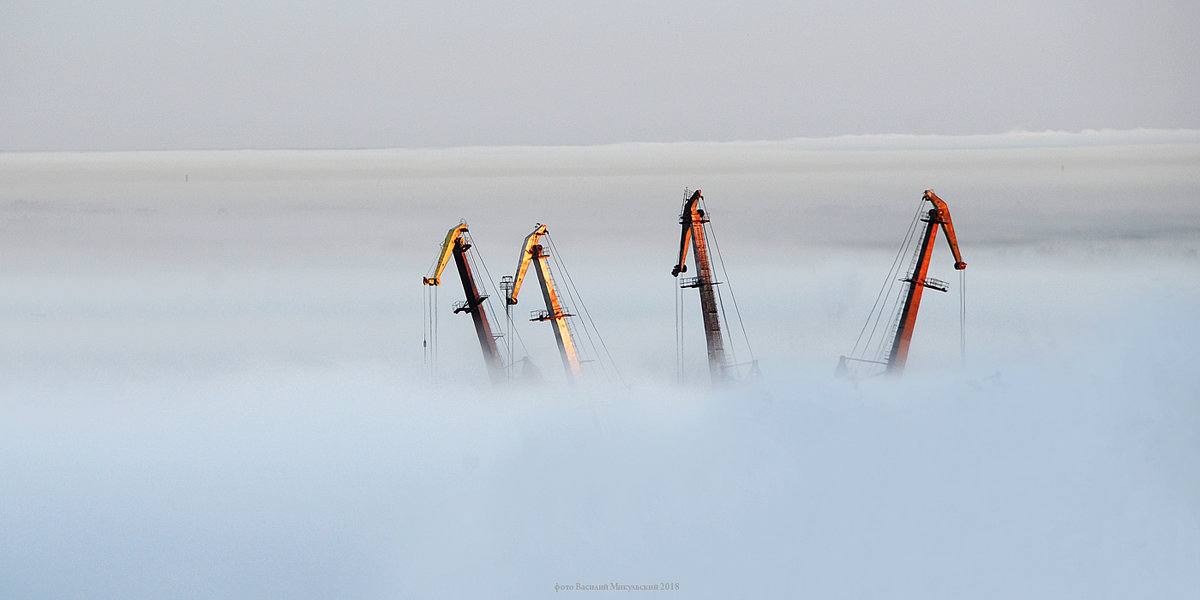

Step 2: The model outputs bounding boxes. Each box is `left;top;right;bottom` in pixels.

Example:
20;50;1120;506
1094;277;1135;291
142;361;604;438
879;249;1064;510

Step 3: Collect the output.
423;222;506;384
505;224;582;380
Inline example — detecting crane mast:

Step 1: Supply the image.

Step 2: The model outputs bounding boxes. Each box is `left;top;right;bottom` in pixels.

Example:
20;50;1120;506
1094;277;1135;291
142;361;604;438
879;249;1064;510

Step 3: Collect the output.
423;223;506;384
671;190;727;382
886;190;967;374
507;224;582;380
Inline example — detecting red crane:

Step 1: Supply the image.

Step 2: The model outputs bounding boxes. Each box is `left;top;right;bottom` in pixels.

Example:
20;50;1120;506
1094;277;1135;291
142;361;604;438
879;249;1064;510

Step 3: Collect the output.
885;190;967;374
838;190;967;377
671;190;727;382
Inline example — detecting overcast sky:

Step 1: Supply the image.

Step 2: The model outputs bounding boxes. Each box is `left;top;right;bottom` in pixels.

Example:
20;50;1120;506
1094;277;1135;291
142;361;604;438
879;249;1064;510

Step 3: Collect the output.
3;0;1198;151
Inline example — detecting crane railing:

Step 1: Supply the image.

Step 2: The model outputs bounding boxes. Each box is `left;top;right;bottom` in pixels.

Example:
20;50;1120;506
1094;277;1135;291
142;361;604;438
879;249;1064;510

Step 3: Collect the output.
678;276;722;289
530;308;575;322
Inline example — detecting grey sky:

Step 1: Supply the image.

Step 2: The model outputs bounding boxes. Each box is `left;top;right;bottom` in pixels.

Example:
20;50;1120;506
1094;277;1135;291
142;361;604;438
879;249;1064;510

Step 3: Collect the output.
3;0;1199;150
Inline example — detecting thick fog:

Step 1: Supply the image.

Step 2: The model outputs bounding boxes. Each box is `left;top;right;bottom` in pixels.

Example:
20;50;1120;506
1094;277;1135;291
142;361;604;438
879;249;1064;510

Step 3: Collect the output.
1;130;1198;598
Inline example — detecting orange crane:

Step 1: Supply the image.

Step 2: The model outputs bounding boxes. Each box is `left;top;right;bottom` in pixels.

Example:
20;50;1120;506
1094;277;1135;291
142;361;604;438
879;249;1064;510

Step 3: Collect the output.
671;190;727;382
423;222;506;384
885;190;967;374
505;224;582;380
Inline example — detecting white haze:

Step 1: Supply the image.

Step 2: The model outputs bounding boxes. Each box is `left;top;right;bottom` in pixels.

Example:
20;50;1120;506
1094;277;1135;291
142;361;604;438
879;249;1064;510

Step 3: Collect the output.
1;130;1198;598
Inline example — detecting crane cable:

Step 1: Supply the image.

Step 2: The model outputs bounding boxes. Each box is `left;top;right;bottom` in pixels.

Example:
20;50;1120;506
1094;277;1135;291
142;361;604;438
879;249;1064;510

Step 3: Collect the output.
675;277;683;383
505;297;513;381
545;233;624;386
545;243;592;361
423;285;428;366
851;204;910;358
959;269;967;367
423;284;429;366
466;232;533;373
852;197;924;362
544;240;595;364
697;195;757;374
877;215;926;362
422;251;442;383
432;286;437;379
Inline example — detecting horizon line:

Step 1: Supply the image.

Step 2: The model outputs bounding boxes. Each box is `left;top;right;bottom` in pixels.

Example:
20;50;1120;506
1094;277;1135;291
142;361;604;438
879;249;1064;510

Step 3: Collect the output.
3;127;1199;157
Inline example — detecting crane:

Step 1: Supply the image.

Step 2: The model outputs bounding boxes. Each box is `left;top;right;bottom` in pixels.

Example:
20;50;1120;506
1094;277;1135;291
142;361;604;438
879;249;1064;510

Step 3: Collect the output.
423;222;506;384
885;190;967;374
504;224;582;380
671;190;727;382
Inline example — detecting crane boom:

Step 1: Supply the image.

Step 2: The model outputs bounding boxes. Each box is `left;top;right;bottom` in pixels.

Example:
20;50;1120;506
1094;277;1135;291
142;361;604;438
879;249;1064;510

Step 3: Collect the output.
507;224;581;380
671;190;727;382
671;191;700;278
422;223;468;287
422;222;505;384
924;190;967;270
506;224;546;306
886;191;967;374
